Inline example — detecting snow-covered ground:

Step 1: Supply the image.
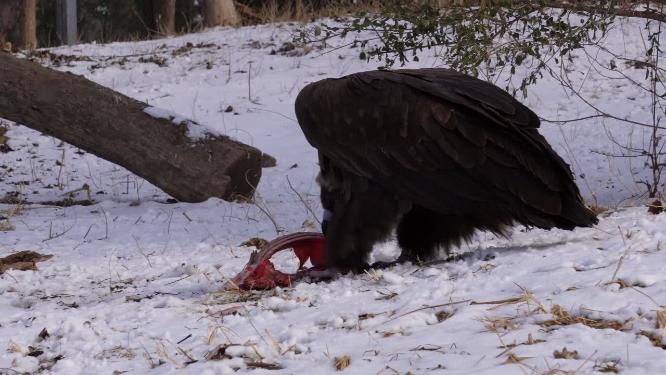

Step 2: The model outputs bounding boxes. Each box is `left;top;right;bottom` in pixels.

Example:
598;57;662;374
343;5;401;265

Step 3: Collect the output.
1;18;666;375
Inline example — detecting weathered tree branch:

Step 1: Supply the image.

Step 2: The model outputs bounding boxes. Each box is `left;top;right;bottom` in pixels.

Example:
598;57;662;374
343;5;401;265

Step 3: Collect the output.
543;1;666;23
0;52;268;203
437;0;666;23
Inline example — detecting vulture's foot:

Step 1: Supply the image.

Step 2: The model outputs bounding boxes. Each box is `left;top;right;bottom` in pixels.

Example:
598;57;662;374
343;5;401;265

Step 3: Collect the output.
368;255;427;270
230;232;449;290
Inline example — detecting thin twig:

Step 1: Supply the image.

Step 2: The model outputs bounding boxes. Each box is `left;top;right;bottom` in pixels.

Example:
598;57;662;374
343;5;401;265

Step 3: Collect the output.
383;299;471;324
286;175;321;226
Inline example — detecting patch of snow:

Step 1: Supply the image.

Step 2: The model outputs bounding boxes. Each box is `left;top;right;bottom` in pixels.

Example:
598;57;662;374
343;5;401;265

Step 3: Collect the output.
143;105;216;140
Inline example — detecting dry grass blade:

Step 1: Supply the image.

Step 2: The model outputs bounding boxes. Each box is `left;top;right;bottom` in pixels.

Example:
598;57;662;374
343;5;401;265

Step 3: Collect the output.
502;352;531;365
358;312;379;321
588;204;609;215
206;288;269;304
610;227;629;283
95;346;136;360
206;344;231;360
526;333;545;345
177;347;197;364
657;309;666;331
539;305;627;331
471;295;529;306
383;299;470;324
334;355;350;371
246;361;283;370
472;285;544;313
155;341;185;369
409;344;443;352
374;289;398;300
141;343;163;369
497;333;545;353
539;370;575;375
638;330;666;349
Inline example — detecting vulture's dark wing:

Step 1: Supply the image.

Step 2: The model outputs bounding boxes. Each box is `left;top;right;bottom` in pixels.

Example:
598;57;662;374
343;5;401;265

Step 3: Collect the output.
295;68;597;229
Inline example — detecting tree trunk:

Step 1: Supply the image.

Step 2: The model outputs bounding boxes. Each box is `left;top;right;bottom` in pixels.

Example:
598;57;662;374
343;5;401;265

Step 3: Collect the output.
19;0;36;49
204;0;241;27
0;52;268;203
294;0;303;19
155;0;176;36
0;0;37;50
56;0;78;46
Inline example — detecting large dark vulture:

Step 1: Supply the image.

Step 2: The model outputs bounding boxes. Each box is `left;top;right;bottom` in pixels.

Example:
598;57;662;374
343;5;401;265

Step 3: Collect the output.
295;68;598;272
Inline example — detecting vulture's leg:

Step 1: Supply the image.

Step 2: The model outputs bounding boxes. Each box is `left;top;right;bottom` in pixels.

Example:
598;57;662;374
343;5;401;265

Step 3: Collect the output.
324;181;401;273
396;206;477;262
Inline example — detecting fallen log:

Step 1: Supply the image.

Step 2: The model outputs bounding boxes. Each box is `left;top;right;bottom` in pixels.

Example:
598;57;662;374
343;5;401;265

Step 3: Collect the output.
0;52;267;202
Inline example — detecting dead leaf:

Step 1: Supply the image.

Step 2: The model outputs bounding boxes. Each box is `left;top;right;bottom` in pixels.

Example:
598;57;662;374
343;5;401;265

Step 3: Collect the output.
648;200;663;215
7;340;23;354
37;328;50;342
358;312;378;321
553;347;579;359
482;317;519;333
27;346;44;357
218;306;246;317
0;218;15;231
205;344;231;360
239;238;269;249
435;310;452;322
0;251;53;274
334;355;350;371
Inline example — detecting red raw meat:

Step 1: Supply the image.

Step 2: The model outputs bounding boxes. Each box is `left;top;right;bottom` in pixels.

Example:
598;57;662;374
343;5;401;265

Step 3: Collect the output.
231;232;326;290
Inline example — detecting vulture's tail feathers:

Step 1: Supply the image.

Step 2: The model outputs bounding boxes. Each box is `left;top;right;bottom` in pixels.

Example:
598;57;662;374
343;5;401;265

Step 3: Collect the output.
558;197;599;230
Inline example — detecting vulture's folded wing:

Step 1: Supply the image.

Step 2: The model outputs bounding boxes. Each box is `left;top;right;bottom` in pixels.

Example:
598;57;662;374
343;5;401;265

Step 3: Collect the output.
295;69;597;229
